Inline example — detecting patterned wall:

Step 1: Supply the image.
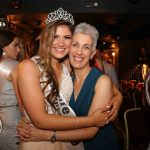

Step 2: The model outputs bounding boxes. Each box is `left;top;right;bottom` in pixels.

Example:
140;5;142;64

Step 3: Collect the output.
118;40;149;82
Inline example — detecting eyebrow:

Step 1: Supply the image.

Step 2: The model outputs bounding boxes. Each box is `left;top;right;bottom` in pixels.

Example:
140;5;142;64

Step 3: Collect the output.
84;44;92;46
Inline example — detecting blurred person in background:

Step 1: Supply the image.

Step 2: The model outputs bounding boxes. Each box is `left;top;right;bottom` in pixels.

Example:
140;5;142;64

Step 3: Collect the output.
94;48;120;89
0;30;22;150
17;39;29;61
28;32;41;58
142;64;150;150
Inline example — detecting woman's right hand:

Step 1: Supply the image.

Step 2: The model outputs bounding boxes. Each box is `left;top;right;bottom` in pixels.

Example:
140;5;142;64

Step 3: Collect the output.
18;117;32;141
18;117;51;142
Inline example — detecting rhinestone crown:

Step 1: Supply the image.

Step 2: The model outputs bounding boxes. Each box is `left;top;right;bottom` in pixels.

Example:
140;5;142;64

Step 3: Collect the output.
45;8;74;25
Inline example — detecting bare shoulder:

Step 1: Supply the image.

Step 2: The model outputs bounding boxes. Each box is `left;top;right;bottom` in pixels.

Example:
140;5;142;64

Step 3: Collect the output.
18;59;35;68
18;59;38;71
17;59;40;77
97;74;112;84
95;74;112;89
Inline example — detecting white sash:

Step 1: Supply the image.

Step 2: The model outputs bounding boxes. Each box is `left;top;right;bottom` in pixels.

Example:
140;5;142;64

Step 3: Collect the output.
53;92;76;117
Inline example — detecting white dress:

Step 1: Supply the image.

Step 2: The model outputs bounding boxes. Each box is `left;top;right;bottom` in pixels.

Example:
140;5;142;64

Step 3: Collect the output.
0;58;21;150
19;56;84;150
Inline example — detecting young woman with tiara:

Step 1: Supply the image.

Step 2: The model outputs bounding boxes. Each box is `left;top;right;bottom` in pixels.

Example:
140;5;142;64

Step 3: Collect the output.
16;8;122;150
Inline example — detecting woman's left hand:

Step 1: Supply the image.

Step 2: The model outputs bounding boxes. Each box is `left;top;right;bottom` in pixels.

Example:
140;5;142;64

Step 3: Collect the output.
105;95;122;122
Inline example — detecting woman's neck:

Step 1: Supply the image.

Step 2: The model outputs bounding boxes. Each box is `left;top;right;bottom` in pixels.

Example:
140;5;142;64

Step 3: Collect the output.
74;66;92;83
51;58;62;68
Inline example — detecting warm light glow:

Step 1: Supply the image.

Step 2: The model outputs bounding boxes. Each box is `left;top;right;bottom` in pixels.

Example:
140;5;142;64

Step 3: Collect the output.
112;52;115;56
0;17;8;28
142;64;148;80
111;43;116;49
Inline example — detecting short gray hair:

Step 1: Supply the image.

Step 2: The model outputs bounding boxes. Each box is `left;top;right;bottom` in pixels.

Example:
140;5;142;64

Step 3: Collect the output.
74;22;99;51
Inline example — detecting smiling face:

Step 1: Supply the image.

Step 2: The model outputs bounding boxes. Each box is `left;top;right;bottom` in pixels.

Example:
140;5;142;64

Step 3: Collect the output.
69;33;96;70
3;37;20;60
50;25;72;61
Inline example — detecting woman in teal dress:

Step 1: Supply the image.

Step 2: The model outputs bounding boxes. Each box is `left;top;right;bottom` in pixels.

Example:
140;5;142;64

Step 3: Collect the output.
69;68;119;150
69;23;119;150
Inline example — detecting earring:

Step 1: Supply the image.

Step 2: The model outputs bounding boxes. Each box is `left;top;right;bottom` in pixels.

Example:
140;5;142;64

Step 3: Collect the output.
2;52;5;56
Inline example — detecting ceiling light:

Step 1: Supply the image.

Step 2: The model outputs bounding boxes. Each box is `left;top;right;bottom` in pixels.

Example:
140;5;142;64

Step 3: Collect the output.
0;17;8;29
11;0;22;9
94;2;99;7
85;1;99;8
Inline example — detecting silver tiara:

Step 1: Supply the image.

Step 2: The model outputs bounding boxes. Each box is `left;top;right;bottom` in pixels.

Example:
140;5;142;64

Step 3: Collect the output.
45;7;74;25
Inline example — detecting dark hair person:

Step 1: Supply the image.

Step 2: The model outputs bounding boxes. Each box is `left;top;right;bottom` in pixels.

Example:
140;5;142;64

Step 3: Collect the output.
0;30;21;150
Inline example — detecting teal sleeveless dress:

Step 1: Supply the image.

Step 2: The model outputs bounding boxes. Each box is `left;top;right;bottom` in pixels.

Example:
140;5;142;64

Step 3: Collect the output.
69;67;119;150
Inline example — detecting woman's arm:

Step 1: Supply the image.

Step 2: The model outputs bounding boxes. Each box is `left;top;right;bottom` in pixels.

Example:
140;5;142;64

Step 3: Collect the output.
18;74;113;142
10;65;24;116
18;120;99;142
106;83;123;122
17;60;109;130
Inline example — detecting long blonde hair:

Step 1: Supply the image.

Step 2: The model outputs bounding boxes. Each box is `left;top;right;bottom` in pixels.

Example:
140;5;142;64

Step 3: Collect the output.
39;20;74;109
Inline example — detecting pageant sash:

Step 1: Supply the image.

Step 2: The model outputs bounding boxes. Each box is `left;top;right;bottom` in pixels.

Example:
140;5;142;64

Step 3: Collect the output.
53;92;76;116
32;56;76;117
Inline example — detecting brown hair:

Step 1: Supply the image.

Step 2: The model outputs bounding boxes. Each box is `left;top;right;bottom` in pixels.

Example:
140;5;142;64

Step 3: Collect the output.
39;20;74;109
0;30;17;57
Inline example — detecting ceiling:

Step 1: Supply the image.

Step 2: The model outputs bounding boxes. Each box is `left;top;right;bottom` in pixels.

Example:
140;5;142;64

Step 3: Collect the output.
0;0;150;40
